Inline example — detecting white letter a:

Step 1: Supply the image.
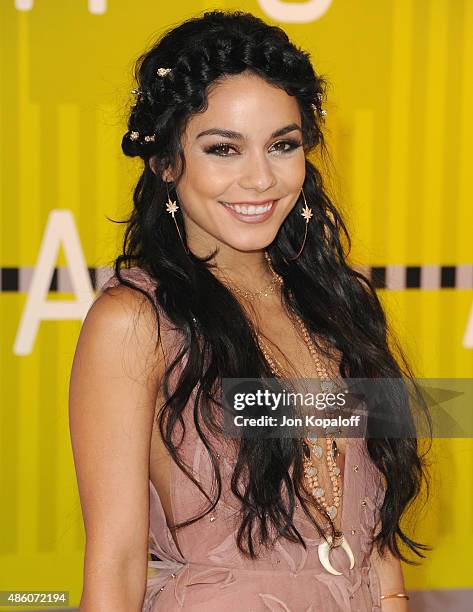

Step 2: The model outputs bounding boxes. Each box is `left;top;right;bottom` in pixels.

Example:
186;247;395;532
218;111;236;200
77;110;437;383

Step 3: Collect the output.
14;209;94;356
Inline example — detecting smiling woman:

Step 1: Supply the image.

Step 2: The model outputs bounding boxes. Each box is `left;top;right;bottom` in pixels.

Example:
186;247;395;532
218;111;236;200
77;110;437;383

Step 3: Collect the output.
69;8;430;612
153;73;307;255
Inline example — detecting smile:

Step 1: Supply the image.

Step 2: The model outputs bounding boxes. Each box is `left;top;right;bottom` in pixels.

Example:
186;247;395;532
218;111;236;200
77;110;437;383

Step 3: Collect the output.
219;200;278;222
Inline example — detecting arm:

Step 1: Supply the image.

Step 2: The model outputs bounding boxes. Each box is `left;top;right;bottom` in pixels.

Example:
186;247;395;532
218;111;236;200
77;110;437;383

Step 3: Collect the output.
69;285;165;611
370;530;409;612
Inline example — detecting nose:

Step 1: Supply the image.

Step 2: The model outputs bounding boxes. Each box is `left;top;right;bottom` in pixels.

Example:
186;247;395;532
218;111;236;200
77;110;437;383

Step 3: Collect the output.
238;148;277;192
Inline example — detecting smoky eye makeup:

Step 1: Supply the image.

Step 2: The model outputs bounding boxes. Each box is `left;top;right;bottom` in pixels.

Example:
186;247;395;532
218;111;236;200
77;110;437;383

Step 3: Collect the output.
203;138;303;157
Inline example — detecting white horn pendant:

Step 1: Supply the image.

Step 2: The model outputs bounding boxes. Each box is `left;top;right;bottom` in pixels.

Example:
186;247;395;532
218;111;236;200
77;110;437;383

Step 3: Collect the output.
318;537;342;576
317;534;355;576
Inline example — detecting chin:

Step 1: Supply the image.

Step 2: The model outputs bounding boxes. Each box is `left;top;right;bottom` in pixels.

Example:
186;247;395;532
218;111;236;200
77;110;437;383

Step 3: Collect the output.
221;234;277;253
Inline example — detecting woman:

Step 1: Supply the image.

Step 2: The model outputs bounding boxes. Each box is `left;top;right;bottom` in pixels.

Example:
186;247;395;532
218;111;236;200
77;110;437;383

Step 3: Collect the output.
69;10;430;611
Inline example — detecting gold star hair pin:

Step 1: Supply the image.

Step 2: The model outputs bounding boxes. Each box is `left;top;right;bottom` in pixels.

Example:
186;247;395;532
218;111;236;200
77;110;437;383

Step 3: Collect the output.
127;67;173;144
128;131;155;143
311;92;327;117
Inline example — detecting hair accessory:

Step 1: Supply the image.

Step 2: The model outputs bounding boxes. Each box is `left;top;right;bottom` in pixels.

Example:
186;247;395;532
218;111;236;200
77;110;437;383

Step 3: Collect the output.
310;104;327;117
131;88;143;95
311;93;327;117
127;131;156;143
380;593;410;601
157;67;172;76
164;182;189;254
288;188;313;261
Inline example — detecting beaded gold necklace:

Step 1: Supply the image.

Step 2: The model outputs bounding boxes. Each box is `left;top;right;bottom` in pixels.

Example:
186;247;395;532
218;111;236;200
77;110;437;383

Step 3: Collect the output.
222;251;356;575
256;305;342;522
218;251;342;521
253;253;343;523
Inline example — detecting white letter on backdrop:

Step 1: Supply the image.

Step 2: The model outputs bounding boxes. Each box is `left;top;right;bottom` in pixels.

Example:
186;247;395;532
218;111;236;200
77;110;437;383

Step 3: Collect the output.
15;1;108;13
14;210;94;356
15;0;33;10
258;0;333;23
88;0;107;14
464;302;473;349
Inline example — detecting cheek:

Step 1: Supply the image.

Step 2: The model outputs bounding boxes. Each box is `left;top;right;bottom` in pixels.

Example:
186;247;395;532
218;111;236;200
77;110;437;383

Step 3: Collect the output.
185;157;229;198
285;155;306;186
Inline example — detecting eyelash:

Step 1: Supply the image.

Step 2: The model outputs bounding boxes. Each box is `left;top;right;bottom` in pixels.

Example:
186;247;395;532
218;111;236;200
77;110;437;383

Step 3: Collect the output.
204;139;303;157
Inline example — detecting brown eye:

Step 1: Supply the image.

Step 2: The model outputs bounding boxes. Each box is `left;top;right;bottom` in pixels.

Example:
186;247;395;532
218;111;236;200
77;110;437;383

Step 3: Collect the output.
204;139;302;157
272;139;303;153
204;143;238;156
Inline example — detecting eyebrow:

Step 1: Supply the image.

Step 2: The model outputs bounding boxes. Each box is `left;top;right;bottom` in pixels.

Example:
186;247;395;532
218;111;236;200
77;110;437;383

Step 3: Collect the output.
196;123;302;140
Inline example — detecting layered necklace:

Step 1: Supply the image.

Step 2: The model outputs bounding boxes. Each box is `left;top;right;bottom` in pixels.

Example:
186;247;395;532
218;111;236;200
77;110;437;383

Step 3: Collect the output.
222;251;356;575
222;252;342;521
259;253;342;524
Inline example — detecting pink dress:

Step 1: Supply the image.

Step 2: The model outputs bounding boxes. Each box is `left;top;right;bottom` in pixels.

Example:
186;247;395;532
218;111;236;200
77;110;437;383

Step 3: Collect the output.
98;267;386;612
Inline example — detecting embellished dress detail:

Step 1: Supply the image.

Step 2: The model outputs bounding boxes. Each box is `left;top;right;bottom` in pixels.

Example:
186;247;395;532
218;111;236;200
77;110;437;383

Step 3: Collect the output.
97;267;386;612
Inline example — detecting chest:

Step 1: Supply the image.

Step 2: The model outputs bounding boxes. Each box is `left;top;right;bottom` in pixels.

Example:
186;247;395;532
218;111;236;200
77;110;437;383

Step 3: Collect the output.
150;307;349;530
247;297;342;383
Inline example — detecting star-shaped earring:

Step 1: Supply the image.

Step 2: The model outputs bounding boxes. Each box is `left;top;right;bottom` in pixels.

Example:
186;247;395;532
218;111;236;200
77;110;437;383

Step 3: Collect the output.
164;183;190;255
301;204;313;222
165;199;179;216
288;189;313;261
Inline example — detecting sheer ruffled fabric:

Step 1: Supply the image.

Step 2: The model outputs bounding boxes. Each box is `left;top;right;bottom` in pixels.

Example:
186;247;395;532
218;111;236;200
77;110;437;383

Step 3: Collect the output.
144;435;385;612
97;268;386;611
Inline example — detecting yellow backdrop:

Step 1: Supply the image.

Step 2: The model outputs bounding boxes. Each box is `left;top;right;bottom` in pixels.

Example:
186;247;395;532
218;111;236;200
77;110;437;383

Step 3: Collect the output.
1;1;472;609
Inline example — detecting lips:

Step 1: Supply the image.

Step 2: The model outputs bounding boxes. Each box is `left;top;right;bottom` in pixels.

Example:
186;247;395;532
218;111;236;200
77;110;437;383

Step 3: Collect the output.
221;201;274;215
226;199;275;206
219;199;278;223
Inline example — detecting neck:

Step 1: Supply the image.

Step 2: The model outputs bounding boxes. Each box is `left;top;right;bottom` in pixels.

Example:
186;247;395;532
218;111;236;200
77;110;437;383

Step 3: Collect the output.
215;250;273;290
188;233;275;292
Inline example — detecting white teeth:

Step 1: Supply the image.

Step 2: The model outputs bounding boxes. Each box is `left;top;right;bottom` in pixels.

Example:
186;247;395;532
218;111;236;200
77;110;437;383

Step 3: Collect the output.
222;201;274;215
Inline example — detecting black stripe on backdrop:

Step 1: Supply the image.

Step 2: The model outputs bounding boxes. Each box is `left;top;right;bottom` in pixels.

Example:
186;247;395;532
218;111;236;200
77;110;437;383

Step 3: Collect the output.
0;265;472;292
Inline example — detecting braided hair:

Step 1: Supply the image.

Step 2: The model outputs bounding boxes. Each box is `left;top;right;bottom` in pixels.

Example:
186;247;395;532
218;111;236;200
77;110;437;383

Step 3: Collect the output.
122;11;326;160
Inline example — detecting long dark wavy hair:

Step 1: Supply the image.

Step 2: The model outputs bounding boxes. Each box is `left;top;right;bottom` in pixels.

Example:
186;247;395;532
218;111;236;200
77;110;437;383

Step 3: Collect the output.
109;9;432;563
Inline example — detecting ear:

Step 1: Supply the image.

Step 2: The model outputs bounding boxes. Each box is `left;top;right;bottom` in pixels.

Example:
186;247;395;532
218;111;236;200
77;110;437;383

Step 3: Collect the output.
161;171;174;182
148;156;158;175
149;157;174;182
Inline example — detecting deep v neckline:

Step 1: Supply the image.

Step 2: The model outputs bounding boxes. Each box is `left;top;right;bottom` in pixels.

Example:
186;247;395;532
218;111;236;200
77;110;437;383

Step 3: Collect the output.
318;436;352;534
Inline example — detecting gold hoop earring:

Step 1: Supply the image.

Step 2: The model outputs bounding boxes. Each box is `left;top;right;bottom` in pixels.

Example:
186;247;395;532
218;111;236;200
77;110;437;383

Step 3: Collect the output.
164;182;190;255
288;188;313;261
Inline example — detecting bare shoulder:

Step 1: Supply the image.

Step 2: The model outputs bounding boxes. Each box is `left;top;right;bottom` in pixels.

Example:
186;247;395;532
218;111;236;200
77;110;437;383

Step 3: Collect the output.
86;277;164;383
68;277;165;592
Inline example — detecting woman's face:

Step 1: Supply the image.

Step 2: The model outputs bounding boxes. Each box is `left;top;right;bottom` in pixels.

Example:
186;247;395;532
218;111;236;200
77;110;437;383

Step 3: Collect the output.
162;71;306;254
